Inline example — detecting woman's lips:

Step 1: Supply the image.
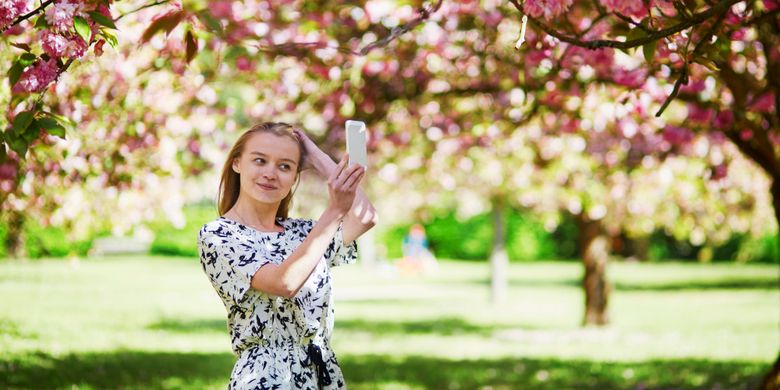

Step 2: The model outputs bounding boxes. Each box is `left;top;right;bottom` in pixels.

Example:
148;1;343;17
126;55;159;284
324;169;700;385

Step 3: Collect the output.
256;183;277;190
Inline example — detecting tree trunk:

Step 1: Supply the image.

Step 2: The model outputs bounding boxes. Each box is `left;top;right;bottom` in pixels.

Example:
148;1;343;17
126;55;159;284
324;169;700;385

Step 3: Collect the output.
759;180;780;390
576;215;610;326
3;210;25;258
490;197;509;304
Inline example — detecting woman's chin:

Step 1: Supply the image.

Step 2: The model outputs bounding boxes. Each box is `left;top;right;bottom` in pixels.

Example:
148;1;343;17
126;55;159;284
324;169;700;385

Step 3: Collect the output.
249;192;284;205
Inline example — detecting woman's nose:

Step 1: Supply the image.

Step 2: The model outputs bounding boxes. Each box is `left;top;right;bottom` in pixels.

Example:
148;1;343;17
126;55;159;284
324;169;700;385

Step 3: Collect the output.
261;166;277;180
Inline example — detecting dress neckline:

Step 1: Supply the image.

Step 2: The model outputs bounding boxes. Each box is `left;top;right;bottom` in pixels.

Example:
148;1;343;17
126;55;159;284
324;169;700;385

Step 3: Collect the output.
219;216;287;236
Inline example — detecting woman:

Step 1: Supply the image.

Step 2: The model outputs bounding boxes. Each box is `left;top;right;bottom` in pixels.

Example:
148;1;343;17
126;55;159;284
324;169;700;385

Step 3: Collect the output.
198;122;377;389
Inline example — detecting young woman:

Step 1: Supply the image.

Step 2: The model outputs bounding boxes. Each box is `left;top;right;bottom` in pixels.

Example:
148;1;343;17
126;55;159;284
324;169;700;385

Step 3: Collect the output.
198;122;377;389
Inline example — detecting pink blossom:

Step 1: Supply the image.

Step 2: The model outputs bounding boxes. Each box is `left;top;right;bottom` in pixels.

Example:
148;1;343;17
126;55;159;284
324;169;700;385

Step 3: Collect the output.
45;0;82;32
740;129;753;141
714;111;734;129
711;164;728;181
749;92;776;113
601;0;647;19
235;56;252;71
41;30;87;59
40;30;70;58
12;58;60;94
523;0;573;21
764;0;779;11
687;104;714;123
613;68;646;88
0;163;17;181
662;125;695;146
0;0;33;30
709;131;727;145
210;0;234;20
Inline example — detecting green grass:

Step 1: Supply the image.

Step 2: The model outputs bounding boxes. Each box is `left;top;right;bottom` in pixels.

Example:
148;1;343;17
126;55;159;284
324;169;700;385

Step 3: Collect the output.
0;257;777;389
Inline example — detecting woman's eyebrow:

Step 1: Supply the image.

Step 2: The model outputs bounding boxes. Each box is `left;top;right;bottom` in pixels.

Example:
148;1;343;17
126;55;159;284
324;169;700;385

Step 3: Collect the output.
249;151;297;164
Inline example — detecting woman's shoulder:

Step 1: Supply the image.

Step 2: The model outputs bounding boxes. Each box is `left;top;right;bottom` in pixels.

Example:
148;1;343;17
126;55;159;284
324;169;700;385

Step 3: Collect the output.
282;217;315;231
199;217;240;242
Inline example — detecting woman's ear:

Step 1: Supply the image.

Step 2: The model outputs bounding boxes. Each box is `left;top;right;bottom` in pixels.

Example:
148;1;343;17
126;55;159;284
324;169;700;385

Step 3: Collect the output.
232;158;240;174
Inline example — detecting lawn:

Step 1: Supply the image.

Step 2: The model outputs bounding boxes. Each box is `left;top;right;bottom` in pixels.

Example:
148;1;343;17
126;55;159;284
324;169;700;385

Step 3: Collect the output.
0;257;777;389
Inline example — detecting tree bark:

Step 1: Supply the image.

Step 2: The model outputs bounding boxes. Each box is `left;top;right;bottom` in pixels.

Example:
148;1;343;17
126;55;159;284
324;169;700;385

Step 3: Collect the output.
759;180;780;390
576;215;611;326
3;210;25;258
490;197;509;304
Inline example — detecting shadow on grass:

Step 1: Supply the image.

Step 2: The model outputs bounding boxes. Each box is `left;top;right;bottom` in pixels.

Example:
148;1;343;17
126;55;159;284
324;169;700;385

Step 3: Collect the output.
613;278;779;291
463;277;778;291
342;355;768;390
0;351;768;389
337;317;512;336
147;318;226;334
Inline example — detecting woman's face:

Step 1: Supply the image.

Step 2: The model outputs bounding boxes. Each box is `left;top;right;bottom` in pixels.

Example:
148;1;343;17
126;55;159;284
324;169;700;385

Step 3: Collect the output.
232;132;301;205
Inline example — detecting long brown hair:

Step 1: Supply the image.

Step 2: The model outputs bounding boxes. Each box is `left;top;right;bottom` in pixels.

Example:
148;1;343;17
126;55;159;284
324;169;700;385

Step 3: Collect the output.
217;122;306;219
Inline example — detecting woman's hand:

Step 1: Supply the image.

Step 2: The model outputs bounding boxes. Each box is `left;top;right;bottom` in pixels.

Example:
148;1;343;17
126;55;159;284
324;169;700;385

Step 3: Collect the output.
293;128;324;172
327;154;365;217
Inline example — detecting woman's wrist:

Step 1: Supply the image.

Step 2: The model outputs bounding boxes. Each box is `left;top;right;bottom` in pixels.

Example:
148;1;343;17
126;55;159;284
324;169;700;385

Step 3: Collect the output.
321;205;346;222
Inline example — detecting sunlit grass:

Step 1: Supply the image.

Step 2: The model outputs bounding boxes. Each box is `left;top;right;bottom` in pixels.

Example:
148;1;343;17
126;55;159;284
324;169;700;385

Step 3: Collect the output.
0;257;776;389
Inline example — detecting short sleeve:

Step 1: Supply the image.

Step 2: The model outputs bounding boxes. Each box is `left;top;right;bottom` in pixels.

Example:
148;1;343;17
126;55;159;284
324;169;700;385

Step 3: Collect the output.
324;220;359;268
198;224;271;307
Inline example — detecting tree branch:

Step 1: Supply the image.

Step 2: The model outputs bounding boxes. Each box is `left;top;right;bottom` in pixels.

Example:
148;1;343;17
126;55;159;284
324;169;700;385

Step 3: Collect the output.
114;0;171;22
254;0;443;58
358;0;443;55
509;0;742;50
2;0;54;33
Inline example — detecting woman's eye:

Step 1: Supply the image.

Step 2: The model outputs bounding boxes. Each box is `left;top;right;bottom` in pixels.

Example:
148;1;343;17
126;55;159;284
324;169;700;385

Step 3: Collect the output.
280;164;291;170
254;158;265;164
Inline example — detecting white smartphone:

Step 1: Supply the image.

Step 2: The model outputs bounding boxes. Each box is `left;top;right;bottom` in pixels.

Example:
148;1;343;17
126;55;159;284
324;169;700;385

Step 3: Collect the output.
345;120;367;169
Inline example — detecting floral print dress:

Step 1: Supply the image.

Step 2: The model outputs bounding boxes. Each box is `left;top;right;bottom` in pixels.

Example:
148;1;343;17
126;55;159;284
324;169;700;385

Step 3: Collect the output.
198;216;358;389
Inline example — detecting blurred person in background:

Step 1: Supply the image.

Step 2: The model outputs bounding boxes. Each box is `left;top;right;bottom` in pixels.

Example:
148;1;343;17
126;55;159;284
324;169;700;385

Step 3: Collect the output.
397;223;438;275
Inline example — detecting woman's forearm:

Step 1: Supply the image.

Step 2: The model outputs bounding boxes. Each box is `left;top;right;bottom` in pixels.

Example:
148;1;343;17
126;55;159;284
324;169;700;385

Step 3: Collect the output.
251;208;342;298
310;151;378;244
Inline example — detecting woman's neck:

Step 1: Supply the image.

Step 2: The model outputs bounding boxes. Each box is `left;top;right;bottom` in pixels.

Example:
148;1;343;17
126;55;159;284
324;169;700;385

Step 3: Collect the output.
228;196;282;231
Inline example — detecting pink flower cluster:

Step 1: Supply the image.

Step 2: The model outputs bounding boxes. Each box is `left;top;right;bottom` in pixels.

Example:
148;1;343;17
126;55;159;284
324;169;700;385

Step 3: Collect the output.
44;0;82;32
12;58;59;94
662;125;695;146
600;0;648;19
523;0;573;21
40;29;87;59
0;0;32;30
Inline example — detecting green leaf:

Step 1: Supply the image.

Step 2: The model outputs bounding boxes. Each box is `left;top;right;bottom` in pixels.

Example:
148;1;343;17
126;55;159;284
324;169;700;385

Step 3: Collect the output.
44;112;77;132
624;27;647;54
185;29;198;63
88;11;117;29
74;16;91;43
12;111;35;135
37;117;66;139
8;61;24;87
22;121;40;143
8;137;28;157
101;29;119;48
692;55;720;71
643;40;657;63
19;53;36;67
141;10;184;43
195;10;223;34
35;15;48;28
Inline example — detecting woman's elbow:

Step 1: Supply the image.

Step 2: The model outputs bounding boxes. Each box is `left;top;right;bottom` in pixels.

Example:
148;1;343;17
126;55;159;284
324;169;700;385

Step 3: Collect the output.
366;205;379;228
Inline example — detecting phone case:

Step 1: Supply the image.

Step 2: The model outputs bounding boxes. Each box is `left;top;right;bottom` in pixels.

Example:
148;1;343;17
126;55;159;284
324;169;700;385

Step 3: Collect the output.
345;120;368;168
